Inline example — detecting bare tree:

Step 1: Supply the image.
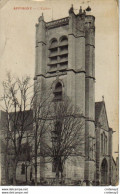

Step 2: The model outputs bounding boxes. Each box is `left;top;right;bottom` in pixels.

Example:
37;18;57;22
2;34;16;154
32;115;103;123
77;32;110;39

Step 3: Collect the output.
0;72;52;185
40;97;85;185
0;110;10;185
32;85;52;186
0;73;34;185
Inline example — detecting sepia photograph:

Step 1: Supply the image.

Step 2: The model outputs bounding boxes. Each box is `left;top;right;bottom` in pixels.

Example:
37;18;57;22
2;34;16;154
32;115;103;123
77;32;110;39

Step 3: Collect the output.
0;0;119;188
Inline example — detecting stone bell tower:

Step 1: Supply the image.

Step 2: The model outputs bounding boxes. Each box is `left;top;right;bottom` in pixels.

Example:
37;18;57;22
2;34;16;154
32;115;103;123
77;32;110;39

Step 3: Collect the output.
34;5;95;184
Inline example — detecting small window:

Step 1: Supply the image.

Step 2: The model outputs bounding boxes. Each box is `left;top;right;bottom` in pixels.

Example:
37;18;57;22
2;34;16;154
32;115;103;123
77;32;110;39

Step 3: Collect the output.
21;163;25;175
54;82;62;101
55;121;62;135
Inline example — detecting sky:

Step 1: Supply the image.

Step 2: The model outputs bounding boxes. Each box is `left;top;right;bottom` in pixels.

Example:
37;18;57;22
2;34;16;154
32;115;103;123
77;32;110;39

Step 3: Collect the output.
0;0;119;157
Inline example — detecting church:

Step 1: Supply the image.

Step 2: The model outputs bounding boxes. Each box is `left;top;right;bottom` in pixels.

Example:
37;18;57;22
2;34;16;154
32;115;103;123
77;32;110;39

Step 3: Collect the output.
0;5;118;186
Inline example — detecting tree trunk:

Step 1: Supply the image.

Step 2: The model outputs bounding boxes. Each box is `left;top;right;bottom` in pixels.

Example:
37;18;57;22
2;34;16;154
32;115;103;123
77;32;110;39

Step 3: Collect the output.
55;165;59;185
61;171;64;185
60;163;64;185
35;125;38;186
25;165;28;183
5;133;9;184
5;156;9;185
35;160;37;186
13;163;17;185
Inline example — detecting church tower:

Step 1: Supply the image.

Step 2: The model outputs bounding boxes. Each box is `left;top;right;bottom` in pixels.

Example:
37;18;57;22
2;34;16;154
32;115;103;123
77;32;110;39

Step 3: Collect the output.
34;5;95;184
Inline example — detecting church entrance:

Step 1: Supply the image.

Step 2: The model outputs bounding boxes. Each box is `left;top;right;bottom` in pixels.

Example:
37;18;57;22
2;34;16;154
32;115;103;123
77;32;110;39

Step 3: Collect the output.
101;158;108;185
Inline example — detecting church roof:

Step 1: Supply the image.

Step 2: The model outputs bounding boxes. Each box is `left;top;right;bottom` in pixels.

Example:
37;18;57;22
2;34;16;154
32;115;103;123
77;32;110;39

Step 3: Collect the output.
0;110;33;132
95;101;110;131
95;101;104;122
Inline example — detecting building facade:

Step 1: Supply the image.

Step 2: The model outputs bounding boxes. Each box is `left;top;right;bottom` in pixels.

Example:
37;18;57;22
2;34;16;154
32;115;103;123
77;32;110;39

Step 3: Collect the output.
33;5;115;185
34;5;95;185
0;5;118;186
95;101;114;185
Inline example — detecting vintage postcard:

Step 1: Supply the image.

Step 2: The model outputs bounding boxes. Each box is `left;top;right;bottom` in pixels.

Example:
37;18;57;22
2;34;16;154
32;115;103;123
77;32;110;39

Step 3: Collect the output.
0;0;119;192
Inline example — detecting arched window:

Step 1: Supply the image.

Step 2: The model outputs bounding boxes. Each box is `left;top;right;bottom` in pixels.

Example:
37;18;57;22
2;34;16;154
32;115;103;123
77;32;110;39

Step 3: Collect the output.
59;36;68;46
105;135;107;154
52;120;62;172
53;82;62;101
101;158;108;185
50;38;58;48
59;36;68;70
101;134;103;154
21;163;25;175
49;38;58;72
103;132;105;154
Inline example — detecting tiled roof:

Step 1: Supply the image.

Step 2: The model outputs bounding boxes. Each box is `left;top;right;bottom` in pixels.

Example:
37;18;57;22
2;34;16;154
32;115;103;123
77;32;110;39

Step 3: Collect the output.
95;101;104;122
0;110;33;131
